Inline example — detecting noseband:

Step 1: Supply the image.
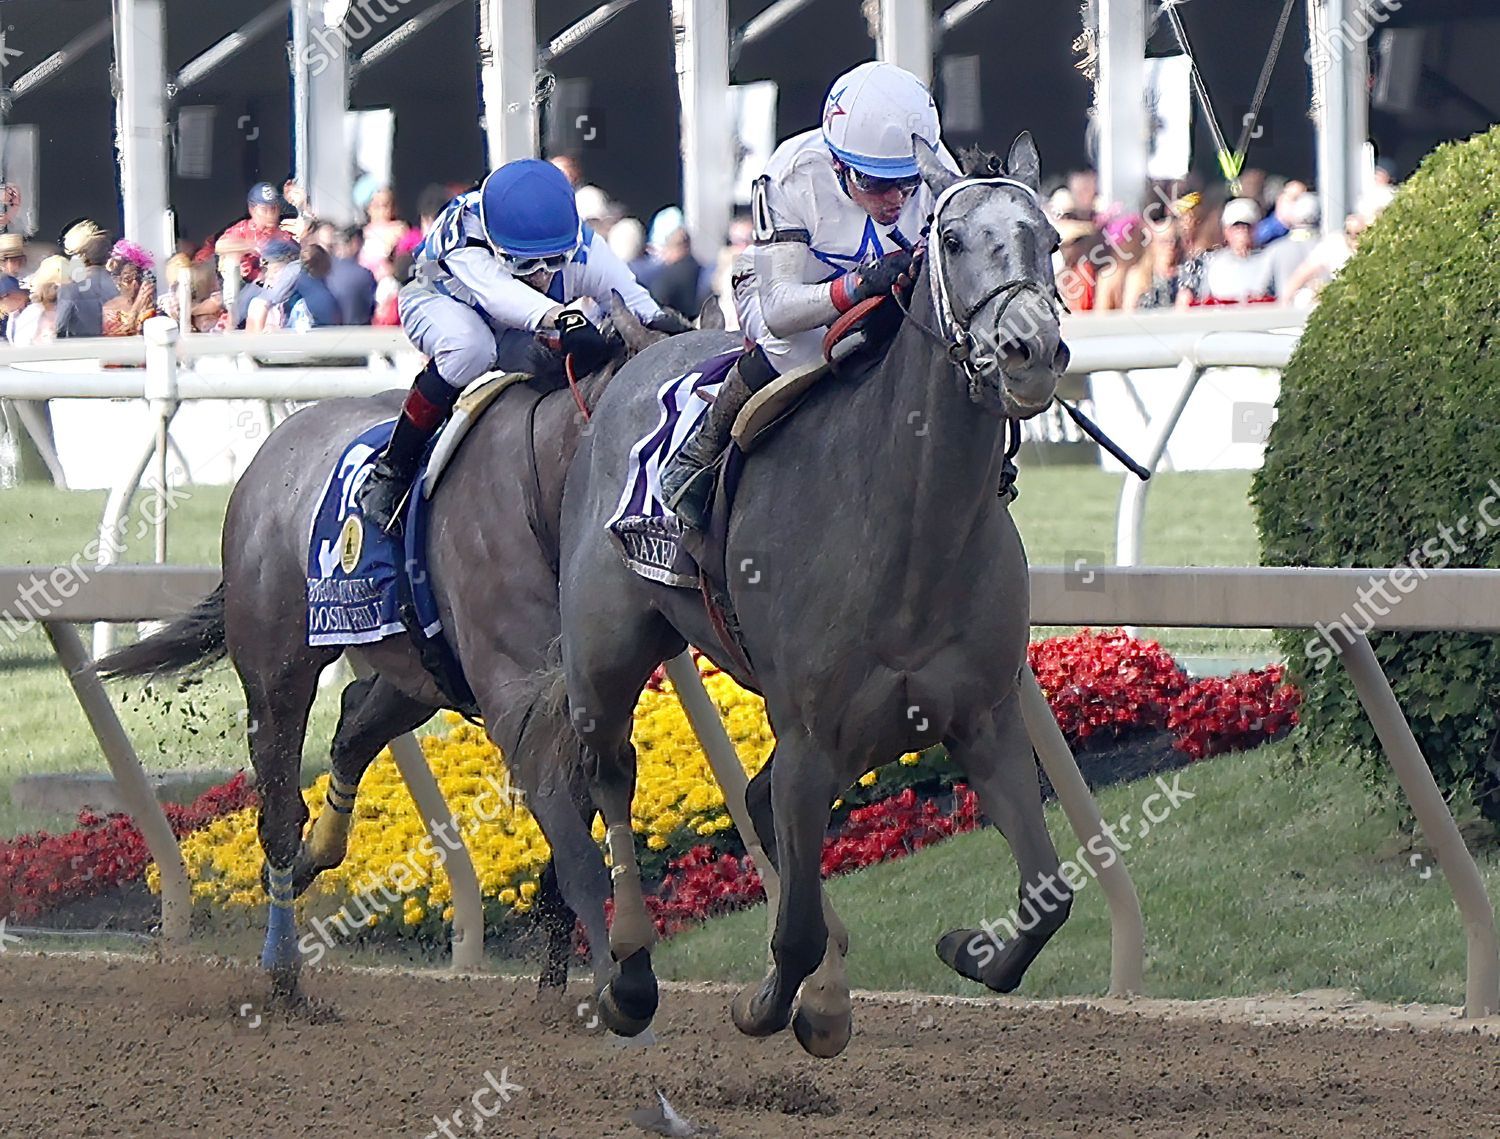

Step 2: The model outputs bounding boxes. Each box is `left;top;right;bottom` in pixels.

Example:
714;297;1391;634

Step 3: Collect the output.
896;175;1061;404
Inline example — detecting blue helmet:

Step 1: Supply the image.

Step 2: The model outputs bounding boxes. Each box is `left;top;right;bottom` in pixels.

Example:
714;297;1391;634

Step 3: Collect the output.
478;159;581;259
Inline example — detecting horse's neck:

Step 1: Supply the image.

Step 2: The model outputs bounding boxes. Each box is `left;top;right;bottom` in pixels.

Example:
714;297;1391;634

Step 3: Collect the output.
851;284;1009;553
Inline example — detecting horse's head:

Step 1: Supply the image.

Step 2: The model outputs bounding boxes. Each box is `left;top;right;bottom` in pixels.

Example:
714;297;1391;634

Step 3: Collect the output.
914;133;1070;420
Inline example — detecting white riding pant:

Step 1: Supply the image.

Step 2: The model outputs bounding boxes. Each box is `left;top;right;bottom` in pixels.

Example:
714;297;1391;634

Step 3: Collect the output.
399;282;538;390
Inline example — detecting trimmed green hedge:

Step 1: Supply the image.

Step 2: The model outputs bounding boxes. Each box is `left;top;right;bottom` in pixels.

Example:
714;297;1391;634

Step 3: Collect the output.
1252;125;1500;819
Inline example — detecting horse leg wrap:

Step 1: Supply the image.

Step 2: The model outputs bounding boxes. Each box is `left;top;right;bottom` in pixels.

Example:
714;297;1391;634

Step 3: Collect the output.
605;822;657;960
306;775;358;868
260;863;301;974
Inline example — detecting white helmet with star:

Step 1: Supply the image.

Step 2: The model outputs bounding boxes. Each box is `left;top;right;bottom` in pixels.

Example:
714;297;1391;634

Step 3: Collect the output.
820;61;941;181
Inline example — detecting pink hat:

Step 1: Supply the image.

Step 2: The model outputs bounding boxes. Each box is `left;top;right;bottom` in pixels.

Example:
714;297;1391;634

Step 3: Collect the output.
109;239;155;271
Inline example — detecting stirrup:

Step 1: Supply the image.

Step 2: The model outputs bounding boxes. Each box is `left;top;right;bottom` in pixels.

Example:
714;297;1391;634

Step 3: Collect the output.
665;461;719;530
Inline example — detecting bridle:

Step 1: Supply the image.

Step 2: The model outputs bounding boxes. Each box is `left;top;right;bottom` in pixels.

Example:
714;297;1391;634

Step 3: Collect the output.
894;175;1063;405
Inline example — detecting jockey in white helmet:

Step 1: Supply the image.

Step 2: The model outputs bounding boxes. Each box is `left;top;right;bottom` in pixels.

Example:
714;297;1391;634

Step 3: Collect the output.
358;158;676;532
661;60;961;528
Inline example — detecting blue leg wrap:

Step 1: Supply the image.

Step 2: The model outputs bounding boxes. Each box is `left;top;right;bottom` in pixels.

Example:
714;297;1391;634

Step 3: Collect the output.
260;864;300;973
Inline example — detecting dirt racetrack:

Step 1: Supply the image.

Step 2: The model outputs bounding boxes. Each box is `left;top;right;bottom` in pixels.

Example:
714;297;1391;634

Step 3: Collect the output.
3;952;1499;1138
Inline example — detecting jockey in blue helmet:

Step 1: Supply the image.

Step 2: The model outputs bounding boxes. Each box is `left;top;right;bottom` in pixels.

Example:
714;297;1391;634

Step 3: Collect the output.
358;157;671;531
659;60;960;529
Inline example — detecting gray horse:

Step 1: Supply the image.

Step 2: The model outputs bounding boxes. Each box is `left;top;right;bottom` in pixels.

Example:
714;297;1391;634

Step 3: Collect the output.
98;304;681;996
557;135;1072;1057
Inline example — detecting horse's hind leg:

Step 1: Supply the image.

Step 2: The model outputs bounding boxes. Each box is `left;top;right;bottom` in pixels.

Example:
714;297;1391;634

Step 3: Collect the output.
936;686;1071;992
744;756;853;1058
297;673;438;895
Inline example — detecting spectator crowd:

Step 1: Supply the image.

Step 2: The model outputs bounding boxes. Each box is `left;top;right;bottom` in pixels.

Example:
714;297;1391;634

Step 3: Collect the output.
0;151;1401;350
1042;159;1400;314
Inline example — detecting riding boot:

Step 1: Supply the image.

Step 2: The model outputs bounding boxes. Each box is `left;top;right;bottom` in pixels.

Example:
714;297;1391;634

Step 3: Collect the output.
661;349;774;531
357;361;460;534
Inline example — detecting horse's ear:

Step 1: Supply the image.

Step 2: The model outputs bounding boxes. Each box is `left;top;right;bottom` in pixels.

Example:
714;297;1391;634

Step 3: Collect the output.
609;290;657;354
914;135;960;198
697;295;726;330
1006;132;1042;195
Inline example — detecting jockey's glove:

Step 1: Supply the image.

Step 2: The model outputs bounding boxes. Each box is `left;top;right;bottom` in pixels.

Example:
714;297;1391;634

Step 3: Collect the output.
832;248;917;312
646;309;695;335
555;309;611;375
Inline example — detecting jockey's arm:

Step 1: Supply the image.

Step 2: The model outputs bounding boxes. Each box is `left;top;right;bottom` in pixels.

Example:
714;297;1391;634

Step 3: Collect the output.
754;237;842;340
576;228;663;324
443;246;562;331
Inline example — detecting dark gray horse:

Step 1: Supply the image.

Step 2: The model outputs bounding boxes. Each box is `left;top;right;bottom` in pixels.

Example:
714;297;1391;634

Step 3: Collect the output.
558;135;1072;1057
98;303;682;996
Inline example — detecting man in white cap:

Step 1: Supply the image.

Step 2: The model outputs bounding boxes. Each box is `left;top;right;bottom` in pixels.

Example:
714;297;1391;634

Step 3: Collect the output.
660;59;961;527
1177;197;1276;307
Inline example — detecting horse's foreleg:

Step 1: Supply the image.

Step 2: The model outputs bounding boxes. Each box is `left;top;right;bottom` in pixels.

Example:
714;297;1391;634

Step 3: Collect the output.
732;736;836;1042
744;756;852;1057
300;674;437;894
937;687;1071;992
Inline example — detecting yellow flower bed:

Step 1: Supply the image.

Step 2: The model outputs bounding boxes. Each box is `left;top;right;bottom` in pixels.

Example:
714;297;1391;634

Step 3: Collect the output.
153;663;778;931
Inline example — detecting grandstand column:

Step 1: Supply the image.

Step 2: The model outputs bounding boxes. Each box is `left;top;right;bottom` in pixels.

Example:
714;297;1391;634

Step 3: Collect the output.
291;0;356;226
113;0;172;268
1095;0;1147;213
874;0;932;88
1308;0;1367;238
478;0;538;164
673;0;733;260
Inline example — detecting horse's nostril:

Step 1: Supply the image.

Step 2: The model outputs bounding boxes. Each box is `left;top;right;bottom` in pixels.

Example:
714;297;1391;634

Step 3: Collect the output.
1052;342;1071;371
1003;338;1031;364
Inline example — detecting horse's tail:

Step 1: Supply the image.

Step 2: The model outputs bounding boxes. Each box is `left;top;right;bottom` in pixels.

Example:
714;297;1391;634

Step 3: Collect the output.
96;582;228;681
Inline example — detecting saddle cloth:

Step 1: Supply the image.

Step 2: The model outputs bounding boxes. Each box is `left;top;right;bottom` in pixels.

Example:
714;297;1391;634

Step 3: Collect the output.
606;350;739;588
306;419;444;647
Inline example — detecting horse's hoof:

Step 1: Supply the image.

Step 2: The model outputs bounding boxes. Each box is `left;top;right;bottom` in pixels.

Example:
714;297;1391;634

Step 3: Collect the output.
792;1003;852;1058
596;948;658;1037
936;927;1038;993
730;980;792;1038
936;928;989;985
597;982;654;1037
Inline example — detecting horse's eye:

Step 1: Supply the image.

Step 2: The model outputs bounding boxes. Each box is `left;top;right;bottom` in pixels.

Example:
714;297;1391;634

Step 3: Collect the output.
942;231;963;255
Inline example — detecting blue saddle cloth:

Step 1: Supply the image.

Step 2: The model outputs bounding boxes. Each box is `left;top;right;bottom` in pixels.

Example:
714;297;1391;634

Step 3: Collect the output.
305;420;444;649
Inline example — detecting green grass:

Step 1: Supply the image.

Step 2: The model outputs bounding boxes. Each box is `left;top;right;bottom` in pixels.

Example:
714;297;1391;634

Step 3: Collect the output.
0;485;344;837
657;740;1500;1006
0;467;1265;838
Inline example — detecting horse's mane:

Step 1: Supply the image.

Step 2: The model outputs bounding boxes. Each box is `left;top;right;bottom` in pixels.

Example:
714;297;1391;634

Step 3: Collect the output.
958;145;1006;179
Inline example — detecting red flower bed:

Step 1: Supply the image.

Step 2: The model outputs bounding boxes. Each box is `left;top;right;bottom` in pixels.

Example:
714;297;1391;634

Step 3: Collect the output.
639;785;982;937
1027;629;1187;746
0;773;257;923
1168;664;1301;759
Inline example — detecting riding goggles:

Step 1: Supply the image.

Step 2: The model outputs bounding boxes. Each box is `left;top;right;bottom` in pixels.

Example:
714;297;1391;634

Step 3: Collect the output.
845;167;922;197
500;249;575;276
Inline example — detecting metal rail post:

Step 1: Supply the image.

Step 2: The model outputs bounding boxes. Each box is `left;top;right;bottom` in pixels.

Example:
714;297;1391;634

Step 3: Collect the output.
1335;630;1500;1017
43;620;191;945
1019;665;1146;995
346;656;484;970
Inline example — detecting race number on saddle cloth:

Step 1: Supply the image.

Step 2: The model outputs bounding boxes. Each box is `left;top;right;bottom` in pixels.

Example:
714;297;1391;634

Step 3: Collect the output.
305;421;446;651
606;351;740;586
